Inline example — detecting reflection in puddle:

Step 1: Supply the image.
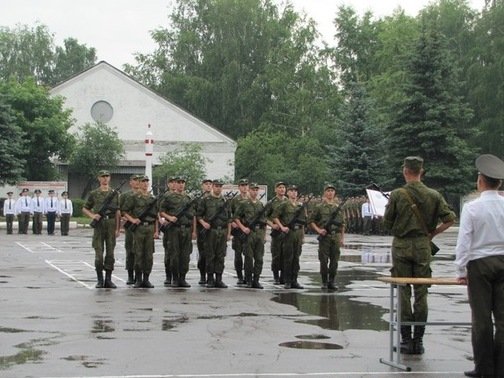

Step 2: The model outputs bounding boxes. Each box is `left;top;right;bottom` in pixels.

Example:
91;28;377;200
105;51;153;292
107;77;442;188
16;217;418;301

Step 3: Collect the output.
295;334;330;340
0;326;26;333
0;338;55;369
91;319;115;334
342;243;391;264
162;316;189;331
279;341;343;349
62;355;106;368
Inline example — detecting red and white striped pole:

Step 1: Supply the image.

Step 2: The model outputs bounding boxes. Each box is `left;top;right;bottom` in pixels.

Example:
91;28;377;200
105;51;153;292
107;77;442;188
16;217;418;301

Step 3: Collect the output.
145;124;153;190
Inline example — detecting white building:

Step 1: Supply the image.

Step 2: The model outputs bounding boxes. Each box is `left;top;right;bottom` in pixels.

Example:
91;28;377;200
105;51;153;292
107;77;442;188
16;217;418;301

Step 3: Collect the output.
50;61;236;194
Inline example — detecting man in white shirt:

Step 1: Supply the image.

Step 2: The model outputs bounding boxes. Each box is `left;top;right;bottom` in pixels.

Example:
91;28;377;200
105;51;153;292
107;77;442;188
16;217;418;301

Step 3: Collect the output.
58;191;73;236
3;191;16;234
45;190;59;235
455;154;504;378
15;188;32;234
361;197;373;235
31;189;45;234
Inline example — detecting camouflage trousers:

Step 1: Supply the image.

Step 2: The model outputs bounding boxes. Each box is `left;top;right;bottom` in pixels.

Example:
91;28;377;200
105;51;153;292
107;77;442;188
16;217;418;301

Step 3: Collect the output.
133;224;155;274
318;233;341;282
92;218;117;271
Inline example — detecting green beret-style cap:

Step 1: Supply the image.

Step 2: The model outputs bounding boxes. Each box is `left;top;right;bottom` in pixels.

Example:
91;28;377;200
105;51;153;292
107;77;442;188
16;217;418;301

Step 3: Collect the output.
98;170;110;177
402;156;424;171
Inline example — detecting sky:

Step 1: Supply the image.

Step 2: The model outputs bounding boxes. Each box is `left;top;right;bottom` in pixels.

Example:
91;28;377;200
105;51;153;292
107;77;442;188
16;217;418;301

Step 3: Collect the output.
0;0;486;69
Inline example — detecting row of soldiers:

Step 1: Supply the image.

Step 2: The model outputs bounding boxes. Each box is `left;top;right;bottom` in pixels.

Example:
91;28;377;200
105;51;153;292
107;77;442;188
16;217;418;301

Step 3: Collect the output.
3;188;73;235
82;170;345;291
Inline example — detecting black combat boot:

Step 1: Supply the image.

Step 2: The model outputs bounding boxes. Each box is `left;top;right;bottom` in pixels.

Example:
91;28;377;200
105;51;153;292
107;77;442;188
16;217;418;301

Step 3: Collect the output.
236;270;246;285
134;271;143;288
252;275;263;289
321;274;328;289
142;272;154;288
164;269;171;287
327;274;338;291
279;271;285;285
215;273;228;288
399;326;414;354
273;271;280;285
198;271;206;285
291;274;304;289
104;270;117;288
412;326;425;354
95;270;104;288
126;270;135;285
245;273;253;288
178;274;191;288
206;273;215;288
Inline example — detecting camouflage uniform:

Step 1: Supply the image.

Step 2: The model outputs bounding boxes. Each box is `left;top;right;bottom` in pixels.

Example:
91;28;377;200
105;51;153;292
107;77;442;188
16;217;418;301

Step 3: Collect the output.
266;196;287;283
309;199;345;289
196;189;211;284
272;199;307;289
384;180;455;351
159;191;194;287
120;189;136;283
235;197;266;288
84;187;120;288
230;193;249;283
197;194;230;288
122;191;158;288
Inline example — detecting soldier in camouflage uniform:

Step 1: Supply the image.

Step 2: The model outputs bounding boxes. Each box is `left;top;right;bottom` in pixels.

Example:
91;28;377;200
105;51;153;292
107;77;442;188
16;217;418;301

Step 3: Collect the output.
160;176;178;286
230;178;249;285
120;174;141;285
196;178;213;285
159;176;195;288
122;175;159;288
309;184;345;291
266;181;287;284
234;183;267;289
197;179;231;288
83;170;121;289
273;184;307;289
384;156;455;354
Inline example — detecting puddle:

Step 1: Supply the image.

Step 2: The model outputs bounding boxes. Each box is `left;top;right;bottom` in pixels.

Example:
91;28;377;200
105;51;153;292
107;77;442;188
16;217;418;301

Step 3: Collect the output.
162;316;189;331
91;320;115;333
0;326;26;333
62;355;106;368
279;340;343;349
0;338;56;370
295;334;330;340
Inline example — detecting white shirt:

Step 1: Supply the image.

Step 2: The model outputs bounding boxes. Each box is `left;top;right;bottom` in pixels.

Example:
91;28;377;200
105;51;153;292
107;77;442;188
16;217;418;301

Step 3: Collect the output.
454;191;504;278
31;196;45;213
15;195;33;214
3;198;16;215
45;196;59;213
58;198;73;216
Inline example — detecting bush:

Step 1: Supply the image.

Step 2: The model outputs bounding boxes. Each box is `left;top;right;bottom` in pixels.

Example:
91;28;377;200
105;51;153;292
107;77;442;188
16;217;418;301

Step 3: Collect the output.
72;198;85;217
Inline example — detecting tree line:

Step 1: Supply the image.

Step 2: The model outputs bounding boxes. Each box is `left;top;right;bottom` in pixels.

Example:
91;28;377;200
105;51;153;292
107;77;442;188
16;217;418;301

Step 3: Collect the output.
1;0;503;208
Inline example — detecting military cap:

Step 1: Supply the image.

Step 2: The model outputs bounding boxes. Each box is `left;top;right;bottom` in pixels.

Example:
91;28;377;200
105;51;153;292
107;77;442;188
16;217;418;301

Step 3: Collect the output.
22;188;29;193
249;182;259;189
177;176;186;182
202;178;213;183
48;189;55;194
238;178;249;185
168;176;178;182
130;174;139;180
275;181;286;188
402;156;424;171
476;154;504;179
7;191;13;195
324;183;336;191
34;189;41;194
61;191;68;196
98;170;110;177
287;184;298;191
212;179;224;186
140;175;150;181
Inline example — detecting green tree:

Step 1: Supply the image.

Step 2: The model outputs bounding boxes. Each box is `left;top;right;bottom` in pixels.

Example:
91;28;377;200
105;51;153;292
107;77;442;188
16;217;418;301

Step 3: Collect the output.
386;20;475;197
0;95;25;184
153;144;206;193
68;122;124;198
0;78;75;180
52;38;97;85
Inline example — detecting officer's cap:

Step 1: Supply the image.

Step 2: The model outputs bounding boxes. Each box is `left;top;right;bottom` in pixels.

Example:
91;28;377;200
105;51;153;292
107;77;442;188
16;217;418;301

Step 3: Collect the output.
212;179;224;186
48;189;55;194
238;178;249;185
324;183;336;191
34;189;41;194
7;191;13;195
287;184;298;191
22;188;29;193
98;170;110;177
249;182;259;189
61;191;68;196
402;156;424;171
275;181;286;188
476;154;504;180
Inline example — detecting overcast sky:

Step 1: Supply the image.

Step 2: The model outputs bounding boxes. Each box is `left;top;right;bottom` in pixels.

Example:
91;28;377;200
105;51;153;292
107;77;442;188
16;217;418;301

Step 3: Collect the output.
0;0;486;68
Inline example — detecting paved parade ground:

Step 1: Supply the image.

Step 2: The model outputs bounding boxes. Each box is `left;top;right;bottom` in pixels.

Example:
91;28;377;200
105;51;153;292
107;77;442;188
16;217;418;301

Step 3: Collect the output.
1;227;474;378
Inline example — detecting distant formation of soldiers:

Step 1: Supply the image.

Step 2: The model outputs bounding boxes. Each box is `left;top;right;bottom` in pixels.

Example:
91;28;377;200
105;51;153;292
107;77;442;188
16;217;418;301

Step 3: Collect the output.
2;188;73;236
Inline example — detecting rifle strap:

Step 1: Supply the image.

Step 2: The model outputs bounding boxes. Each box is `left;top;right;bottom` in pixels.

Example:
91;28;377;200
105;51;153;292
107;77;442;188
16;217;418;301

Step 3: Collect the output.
400;188;429;236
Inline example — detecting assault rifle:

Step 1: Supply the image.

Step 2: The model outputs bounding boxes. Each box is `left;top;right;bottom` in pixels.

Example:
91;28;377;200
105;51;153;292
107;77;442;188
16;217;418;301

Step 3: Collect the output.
199;192;238;240
270;194;314;238
159;191;205;233
90;180;127;228
316;197;348;241
232;194;269;242
369;183;440;255
124;190;165;232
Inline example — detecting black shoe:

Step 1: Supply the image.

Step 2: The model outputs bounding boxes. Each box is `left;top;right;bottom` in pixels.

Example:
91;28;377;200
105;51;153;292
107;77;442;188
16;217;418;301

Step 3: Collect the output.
237;278;246;285
284;283;292;289
252;281;263;289
321;283;328;289
327;282;338;291
126;270;135;285
291;281;304;289
178;279;191;288
464;370;483;377
412;340;424;354
274;278;280;285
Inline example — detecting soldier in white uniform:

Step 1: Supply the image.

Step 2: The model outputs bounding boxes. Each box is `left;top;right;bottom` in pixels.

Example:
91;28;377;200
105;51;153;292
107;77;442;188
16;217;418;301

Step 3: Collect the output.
45;190;59;235
58;191;73;236
3;191;16;234
15;188;32;234
31;189;45;234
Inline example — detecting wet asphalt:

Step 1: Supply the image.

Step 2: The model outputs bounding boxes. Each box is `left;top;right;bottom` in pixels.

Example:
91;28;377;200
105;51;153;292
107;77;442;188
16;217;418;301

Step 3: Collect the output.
0;226;474;378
